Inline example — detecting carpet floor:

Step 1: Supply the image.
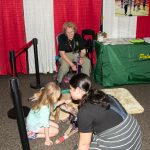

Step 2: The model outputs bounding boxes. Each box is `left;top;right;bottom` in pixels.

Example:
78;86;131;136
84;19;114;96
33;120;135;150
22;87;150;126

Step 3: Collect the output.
0;73;150;150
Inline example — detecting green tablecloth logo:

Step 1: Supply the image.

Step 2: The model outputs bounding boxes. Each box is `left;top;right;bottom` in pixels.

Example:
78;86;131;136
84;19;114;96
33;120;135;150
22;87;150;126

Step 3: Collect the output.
139;54;150;59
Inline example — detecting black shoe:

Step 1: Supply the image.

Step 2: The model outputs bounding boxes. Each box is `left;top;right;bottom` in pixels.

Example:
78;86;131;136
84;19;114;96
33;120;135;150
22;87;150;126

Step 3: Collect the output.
56;80;59;85
55;80;62;87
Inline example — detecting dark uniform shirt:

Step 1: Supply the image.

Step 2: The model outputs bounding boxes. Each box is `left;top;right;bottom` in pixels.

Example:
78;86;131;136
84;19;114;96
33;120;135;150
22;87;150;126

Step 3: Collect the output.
77;102;123;134
58;33;85;53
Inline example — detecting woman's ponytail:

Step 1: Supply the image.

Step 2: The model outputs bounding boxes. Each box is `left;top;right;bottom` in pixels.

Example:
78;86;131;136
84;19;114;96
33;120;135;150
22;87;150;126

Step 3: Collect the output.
80;89;111;109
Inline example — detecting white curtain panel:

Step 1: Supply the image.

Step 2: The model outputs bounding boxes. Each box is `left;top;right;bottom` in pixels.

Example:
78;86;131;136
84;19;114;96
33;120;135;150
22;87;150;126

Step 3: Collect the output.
103;0;137;38
23;0;56;73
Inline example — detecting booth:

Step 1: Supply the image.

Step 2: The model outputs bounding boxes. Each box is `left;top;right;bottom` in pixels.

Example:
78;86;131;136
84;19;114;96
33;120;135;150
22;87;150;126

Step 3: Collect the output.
94;40;150;87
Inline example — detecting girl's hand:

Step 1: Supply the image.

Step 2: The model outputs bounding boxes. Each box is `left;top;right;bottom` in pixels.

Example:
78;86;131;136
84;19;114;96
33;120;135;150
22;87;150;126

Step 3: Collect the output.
45;140;53;146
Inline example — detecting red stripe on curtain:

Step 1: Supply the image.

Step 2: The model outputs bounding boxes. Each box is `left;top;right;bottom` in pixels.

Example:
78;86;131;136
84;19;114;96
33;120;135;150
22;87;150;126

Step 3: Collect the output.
136;0;150;38
54;0;102;54
0;0;26;75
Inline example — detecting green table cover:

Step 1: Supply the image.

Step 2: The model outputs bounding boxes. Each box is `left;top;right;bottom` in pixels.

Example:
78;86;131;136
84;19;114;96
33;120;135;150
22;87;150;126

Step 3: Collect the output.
94;41;150;87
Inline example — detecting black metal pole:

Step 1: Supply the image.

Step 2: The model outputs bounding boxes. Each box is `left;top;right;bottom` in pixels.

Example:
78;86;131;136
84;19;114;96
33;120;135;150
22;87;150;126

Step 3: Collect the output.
30;38;41;89
9;78;30;150
8;51;30;119
9;50;17;77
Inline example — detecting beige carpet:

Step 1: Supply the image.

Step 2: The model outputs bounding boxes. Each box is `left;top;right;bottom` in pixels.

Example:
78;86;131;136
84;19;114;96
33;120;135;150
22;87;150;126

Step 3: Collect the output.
102;88;144;114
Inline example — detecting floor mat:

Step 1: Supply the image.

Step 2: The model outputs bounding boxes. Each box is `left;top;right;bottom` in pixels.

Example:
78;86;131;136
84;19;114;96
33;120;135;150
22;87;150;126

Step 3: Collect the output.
102;88;144;114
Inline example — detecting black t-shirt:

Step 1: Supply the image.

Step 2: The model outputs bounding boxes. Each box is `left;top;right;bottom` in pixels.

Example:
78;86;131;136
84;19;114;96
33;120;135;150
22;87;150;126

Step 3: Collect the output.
58;33;85;53
77;102;123;134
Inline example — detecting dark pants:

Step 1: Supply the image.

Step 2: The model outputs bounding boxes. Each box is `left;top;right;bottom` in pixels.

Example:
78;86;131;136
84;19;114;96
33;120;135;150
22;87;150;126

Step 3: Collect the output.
124;4;128;15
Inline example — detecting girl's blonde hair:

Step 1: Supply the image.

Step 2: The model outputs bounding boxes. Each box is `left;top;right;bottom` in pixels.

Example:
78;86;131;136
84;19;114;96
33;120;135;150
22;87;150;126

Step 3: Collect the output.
63;21;77;33
32;82;61;110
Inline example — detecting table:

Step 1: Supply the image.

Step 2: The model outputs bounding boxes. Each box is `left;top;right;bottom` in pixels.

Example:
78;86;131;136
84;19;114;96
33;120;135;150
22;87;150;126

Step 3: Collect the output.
94;41;150;87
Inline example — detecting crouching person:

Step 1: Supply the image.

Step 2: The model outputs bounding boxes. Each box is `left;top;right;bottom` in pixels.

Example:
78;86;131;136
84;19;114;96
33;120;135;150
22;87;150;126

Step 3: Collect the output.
69;73;142;150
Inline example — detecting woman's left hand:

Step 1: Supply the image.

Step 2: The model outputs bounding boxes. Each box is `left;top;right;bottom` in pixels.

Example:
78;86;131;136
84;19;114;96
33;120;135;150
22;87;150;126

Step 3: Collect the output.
79;57;84;65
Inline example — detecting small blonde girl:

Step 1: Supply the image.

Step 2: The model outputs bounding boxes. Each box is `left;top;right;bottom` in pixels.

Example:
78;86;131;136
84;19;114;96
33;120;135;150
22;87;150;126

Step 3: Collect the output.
26;82;66;146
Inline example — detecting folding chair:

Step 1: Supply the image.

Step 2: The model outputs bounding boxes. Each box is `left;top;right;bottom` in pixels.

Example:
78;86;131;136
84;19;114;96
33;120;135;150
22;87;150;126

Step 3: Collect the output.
81;29;96;66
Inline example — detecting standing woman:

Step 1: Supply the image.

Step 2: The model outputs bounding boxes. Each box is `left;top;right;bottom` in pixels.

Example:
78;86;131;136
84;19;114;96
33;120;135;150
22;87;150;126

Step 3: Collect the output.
69;73;142;150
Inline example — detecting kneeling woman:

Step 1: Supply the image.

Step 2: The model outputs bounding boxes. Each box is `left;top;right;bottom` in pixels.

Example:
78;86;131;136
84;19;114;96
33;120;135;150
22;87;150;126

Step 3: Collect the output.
69;73;142;150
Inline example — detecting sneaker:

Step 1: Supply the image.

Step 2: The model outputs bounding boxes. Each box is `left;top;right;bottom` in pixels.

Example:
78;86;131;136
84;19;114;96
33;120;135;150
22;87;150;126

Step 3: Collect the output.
63;77;70;83
63;75;72;83
28;132;37;140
